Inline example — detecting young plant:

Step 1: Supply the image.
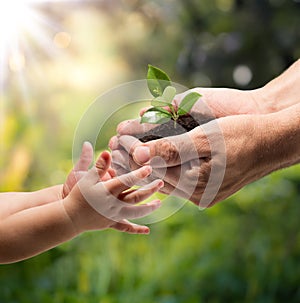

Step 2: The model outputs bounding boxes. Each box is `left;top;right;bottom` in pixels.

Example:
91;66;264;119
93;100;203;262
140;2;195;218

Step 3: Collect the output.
140;65;201;126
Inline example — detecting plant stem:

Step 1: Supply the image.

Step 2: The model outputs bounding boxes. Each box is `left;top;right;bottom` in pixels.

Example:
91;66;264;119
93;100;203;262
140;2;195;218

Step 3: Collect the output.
173;117;177;129
169;104;176;118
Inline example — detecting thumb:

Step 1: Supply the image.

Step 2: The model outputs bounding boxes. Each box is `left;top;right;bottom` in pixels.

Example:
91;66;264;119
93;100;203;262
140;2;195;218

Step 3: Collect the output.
118;129;209;167
95;150;111;179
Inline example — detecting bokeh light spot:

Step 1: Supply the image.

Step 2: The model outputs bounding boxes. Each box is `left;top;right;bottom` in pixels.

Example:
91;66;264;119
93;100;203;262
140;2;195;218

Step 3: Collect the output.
53;31;72;49
233;65;252;86
216;0;233;12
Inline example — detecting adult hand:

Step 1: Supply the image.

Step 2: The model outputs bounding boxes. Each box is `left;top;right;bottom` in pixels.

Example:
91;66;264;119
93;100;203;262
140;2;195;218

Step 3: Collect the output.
112;115;249;207
115;58;300;138
111;87;263;143
111;61;300;207
111;107;300;207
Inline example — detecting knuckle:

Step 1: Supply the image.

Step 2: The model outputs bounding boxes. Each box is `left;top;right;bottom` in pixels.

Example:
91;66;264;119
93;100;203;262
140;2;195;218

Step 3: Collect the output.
199;161;211;181
156;140;180;164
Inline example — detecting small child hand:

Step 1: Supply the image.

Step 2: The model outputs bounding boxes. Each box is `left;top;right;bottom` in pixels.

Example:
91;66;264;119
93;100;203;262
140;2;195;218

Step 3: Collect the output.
63;144;163;235
62;142;115;198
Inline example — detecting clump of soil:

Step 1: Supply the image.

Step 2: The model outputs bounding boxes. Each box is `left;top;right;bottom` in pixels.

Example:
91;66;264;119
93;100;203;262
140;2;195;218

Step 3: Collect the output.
135;114;213;142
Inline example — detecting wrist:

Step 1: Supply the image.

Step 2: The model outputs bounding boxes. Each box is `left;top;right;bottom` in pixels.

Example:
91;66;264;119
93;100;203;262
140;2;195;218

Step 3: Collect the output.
61;196;84;235
255;60;300;114
255;85;285;114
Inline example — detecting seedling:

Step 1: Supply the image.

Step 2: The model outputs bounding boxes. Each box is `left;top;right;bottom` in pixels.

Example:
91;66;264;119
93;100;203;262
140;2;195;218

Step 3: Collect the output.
140;65;201;127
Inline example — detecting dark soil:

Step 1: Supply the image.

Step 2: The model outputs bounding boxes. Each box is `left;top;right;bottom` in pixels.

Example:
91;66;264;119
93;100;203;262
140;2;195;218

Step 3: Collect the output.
135;114;213;142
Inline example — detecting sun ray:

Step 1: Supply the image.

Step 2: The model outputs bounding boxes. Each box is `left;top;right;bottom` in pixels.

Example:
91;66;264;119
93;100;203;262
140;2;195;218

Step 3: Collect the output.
0;0;76;117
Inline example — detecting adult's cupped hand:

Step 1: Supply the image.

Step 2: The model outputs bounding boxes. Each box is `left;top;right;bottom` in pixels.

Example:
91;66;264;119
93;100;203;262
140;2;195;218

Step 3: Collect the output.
110;110;273;208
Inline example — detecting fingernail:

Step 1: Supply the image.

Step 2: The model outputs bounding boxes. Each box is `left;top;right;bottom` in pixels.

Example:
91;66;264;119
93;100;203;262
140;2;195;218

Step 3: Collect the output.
83;141;91;147
117;121;127;134
143;227;150;234
156;180;164;189
140;165;152;178
133;146;150;164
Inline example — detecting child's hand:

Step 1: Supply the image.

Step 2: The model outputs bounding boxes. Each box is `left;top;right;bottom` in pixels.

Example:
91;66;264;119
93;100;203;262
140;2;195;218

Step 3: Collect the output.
62;144;163;235
62;142;116;199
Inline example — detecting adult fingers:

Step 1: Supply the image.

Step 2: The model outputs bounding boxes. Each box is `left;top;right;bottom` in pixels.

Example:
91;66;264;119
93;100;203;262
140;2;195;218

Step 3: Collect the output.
139;106;151;116
112;144;207;198
152;158;209;193
120;179;164;204
158;172;216;208
117;118;158;136
109;136;122;151
111;142;202;191
158;179;194;200
118;128;209;167
111;148;137;171
105;165;153;195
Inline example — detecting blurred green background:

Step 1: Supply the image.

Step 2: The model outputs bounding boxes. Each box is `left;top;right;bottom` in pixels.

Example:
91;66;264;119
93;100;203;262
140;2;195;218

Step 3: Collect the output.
1;0;300;302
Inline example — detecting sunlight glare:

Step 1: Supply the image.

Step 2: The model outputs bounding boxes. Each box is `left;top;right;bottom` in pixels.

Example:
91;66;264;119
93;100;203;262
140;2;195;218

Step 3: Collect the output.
0;0;74;84
0;1;34;58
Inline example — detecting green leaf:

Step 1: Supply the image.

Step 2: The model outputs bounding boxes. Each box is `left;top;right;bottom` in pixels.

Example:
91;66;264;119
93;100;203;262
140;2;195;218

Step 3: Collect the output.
162;86;176;102
151;96;172;107
150;106;171;115
140;108;172;124
177;92;201;115
147;65;171;97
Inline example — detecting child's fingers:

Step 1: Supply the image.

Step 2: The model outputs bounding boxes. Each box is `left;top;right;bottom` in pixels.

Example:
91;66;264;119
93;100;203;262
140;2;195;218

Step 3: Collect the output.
108;168;116;178
111;164;131;178
100;172;112;181
119;199;161;220
111;219;150;234
74;141;93;171
105;166;152;195
95;151;111;179
120;179;164;204
99;168;116;182
84;167;100;183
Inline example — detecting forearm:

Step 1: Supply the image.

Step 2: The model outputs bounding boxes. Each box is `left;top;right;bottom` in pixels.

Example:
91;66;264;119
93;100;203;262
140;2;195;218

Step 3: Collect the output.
256;59;300;114
256;103;300;176
0;197;77;264
0;185;63;219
